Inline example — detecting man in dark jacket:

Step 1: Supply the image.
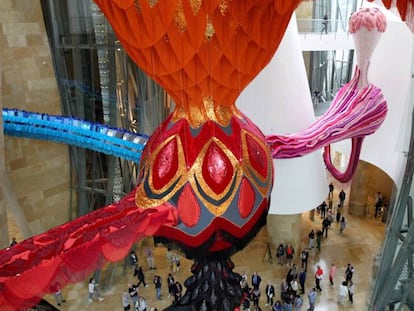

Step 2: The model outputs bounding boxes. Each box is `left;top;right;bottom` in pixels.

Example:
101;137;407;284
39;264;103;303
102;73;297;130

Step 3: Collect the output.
339;190;346;207
322;217;331;238
251;272;262;290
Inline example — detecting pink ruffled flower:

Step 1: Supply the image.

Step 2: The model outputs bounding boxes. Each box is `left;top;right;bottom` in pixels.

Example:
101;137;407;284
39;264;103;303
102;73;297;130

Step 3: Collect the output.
349;7;387;33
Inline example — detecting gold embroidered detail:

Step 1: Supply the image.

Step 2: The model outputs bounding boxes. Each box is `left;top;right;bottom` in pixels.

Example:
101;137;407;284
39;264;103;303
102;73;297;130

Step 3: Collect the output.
135;135;187;207
188;138;242;216
175;0;187;32
134;0;141;12
171;101;240;128
219;0;230;15
205;16;215;40
241;130;273;197
188;104;208;127
203;97;234;126
189;0;202;15
204;97;216;121
214;103;236;125
147;0;158;8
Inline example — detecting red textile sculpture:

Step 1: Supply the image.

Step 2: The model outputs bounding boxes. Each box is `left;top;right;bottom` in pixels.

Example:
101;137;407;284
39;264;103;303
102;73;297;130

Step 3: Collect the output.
0;1;302;309
93;0;302;255
0;2;390;310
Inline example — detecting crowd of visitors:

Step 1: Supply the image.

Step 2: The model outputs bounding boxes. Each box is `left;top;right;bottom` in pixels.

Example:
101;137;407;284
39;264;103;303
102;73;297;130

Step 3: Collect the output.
232;182;358;310
45;182;369;311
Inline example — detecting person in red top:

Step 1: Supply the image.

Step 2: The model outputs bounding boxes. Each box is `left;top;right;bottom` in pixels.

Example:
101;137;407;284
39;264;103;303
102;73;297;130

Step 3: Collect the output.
315;265;324;292
285;243;295;266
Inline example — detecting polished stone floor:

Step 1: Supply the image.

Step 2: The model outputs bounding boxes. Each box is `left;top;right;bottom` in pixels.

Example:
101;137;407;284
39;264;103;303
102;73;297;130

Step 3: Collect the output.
7;181;391;311
35;191;388;311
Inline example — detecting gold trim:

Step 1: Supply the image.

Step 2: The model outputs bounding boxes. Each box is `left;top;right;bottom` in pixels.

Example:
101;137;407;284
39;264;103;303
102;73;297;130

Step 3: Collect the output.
189;0;202;15
135;135;188;207
241;130;273;196
170;100;240;128
134;0;141;12
188;137;242;216
147;0;159;8
205;15;215;40
204;97;216;121
219;0;230;15
174;0;187;33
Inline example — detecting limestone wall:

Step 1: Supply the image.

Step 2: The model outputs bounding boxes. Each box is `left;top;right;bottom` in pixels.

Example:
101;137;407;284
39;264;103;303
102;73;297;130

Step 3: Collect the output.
0;0;70;241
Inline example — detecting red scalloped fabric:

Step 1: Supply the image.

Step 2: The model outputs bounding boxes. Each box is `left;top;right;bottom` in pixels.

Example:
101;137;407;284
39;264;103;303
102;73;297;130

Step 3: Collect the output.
0;190;177;310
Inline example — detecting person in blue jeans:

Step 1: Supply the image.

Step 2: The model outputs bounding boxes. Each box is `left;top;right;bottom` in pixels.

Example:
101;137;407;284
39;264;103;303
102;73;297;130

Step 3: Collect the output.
153;275;162;300
308;287;317;310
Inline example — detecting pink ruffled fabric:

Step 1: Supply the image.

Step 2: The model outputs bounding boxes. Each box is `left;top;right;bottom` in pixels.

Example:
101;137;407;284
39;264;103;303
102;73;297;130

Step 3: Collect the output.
349;7;387;33
266;68;387;182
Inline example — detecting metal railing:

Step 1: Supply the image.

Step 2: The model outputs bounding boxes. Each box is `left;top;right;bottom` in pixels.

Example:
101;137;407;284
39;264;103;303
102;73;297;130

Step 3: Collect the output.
296;18;350;35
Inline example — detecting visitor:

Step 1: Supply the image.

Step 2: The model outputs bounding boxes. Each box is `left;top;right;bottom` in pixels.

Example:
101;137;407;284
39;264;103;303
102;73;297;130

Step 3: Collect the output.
276;243;285;265
338;281;348;304
339;189;346;207
265;281;275;306
153;275;162;300
10;237;17;247
128;283;139;306
298;268;306;294
308;230;315;249
307;288;317;311
251;272;262;290
339;216;347;235
329;263;336;287
50;281;66;306
314;265;323;292
88;278;104;302
348;281;355;304
300;248;309;271
328;182;334;200
122;291;131;311
285;243;295;266
134;265;148;288
321;14;328;34
136;295;147;311
345;263;354;283
144;246;156;270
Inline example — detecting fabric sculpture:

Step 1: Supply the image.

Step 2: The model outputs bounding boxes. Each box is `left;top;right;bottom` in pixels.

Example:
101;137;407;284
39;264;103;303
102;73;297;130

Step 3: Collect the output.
368;0;414;32
0;2;388;310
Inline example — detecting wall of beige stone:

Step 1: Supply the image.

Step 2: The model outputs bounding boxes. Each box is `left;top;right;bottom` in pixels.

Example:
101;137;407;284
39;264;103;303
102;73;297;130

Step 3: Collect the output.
0;0;70;242
295;1;313;19
267;213;302;256
0;71;9;248
349;160;395;218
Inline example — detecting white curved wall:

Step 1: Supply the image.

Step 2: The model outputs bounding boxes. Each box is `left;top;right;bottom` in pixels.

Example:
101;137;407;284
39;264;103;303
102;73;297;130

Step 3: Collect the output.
237;14;327;215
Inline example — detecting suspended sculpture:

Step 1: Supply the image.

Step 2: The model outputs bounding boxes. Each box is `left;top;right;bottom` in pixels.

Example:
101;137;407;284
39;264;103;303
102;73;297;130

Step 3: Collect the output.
0;2;387;310
368;0;414;32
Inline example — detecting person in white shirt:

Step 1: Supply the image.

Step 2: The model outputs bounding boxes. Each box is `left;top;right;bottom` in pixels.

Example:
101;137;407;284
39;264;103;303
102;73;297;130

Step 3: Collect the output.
136;295;147;311
88;278;104;302
338;281;348;304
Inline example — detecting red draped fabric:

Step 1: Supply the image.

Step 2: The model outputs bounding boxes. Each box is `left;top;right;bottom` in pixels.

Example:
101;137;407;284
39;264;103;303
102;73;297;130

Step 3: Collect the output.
0;190;177;310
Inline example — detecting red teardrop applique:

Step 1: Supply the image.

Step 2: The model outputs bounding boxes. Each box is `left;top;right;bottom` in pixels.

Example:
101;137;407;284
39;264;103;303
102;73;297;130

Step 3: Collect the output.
238;178;255;218
202;141;233;194
246;134;268;178
152;138;179;190
177;184;201;227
